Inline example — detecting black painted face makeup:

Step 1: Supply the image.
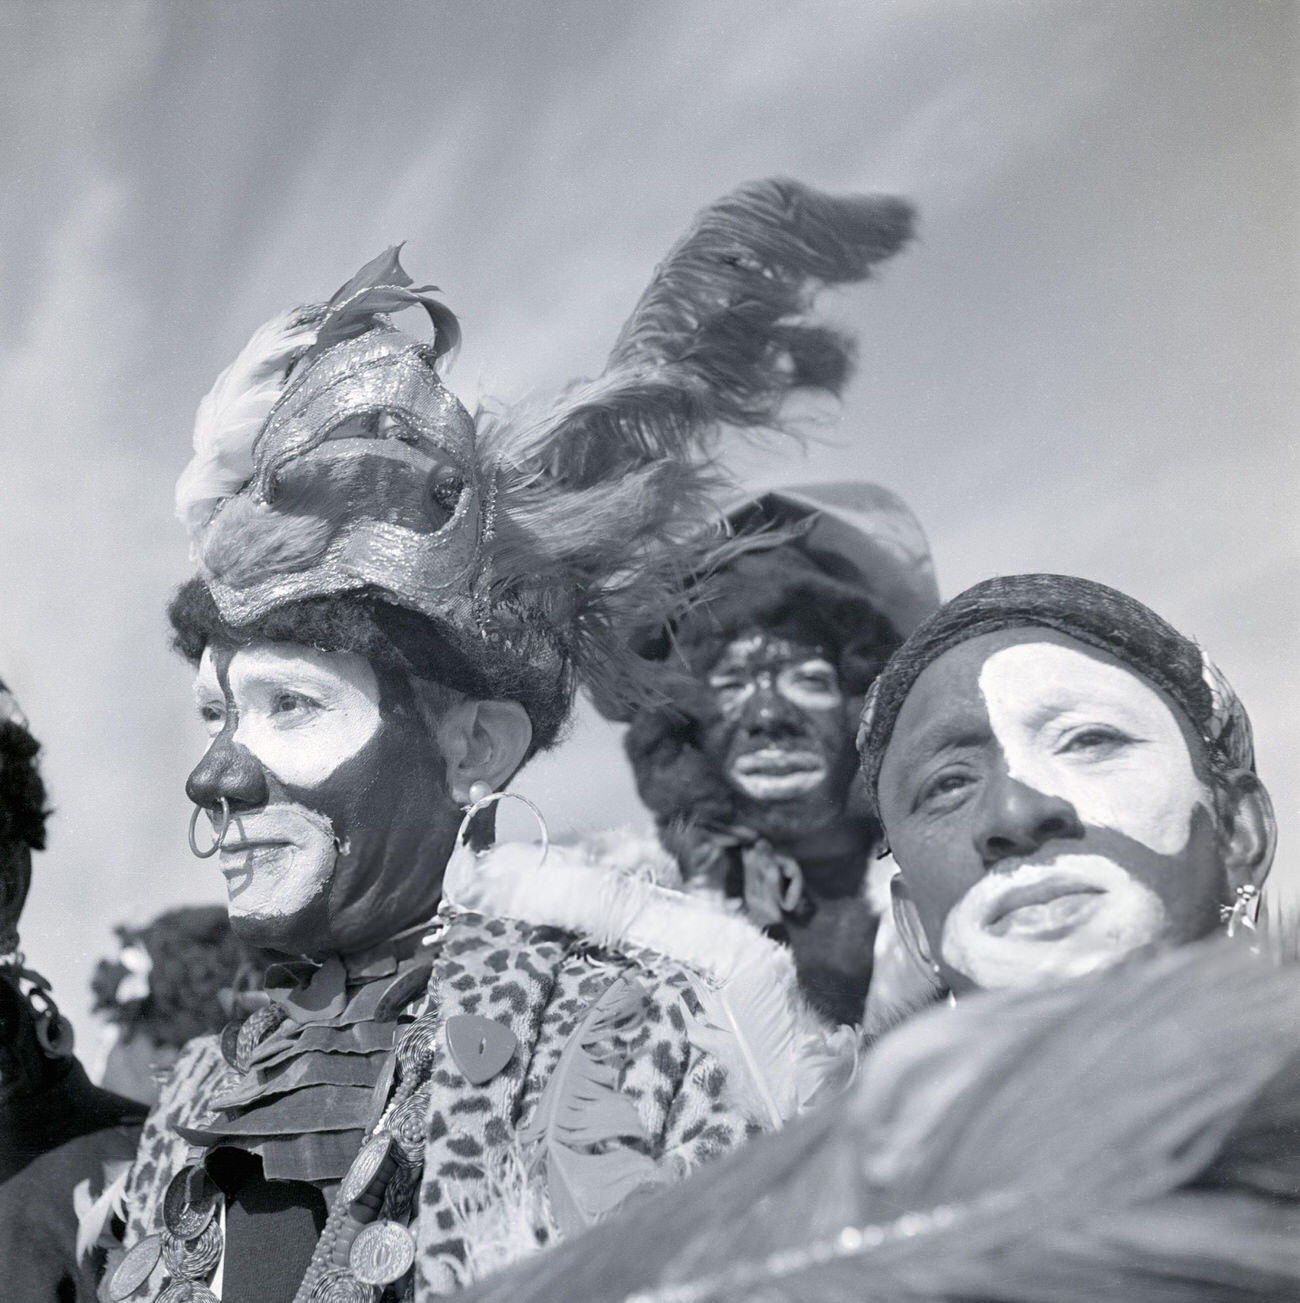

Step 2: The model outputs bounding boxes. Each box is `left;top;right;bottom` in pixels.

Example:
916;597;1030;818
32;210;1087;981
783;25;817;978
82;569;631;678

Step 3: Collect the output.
877;627;1227;992
702;631;858;841
188;641;458;957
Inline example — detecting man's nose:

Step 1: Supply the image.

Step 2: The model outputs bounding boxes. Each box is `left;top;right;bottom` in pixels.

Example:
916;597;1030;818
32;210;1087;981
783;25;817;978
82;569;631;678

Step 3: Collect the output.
741;681;803;735
971;771;1084;867
186;732;269;810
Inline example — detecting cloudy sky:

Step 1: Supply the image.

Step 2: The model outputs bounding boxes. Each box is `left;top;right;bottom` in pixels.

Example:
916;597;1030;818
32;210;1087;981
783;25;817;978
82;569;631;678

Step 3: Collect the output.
1;0;1295;1045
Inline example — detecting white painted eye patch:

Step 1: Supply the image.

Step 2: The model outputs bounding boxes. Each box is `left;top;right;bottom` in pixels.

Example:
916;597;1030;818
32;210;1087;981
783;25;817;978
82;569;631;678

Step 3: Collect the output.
977;642;1207;857
195;644;383;788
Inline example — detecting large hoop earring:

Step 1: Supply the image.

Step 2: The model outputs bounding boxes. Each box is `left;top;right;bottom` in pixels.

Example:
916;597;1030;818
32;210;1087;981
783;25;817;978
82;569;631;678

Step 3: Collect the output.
189;798;232;859
455;789;549;867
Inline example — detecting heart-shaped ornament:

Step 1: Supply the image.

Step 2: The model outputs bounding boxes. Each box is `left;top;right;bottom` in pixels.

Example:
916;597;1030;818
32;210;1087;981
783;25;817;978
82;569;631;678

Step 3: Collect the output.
445;1014;518;1085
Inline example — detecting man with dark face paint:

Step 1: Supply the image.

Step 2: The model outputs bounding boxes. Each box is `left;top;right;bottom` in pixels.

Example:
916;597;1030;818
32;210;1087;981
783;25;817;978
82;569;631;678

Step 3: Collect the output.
613;483;939;1025
856;573;1276;999
0;680;146;1300
108;179;915;1302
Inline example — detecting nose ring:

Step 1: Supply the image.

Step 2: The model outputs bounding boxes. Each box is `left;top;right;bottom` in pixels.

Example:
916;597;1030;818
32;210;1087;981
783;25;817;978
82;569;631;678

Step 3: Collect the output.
189;797;232;859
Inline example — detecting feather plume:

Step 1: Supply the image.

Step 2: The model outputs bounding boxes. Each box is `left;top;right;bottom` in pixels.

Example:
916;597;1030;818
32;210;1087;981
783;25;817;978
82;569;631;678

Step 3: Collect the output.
73;1158;132;1260
175;309;318;540
681;970;800;1130
478;179;915;716
519;973;670;1236
457;941;1300;1303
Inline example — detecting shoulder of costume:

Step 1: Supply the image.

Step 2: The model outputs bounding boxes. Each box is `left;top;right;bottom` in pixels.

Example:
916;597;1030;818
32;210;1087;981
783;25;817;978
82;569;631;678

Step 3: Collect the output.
443;840;857;1118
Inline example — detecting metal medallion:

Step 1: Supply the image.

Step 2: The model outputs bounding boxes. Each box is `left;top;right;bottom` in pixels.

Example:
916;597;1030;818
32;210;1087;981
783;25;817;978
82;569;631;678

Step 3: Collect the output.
341;1131;395;1206
395;1017;439;1076
156;1284;219;1303
163;1166;217;1239
386;1090;429;1159
308;1268;376;1303
348;1219;416;1286
107;1234;162;1301
161;1222;223;1279
218;1018;242;1069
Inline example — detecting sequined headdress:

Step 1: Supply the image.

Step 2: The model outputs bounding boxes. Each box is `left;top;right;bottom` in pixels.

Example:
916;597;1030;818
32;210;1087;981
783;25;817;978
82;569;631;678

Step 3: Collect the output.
176;180;916;720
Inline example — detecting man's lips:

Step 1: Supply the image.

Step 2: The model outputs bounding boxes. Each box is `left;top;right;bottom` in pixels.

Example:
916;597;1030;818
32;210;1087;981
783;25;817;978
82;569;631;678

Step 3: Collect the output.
220;839;293;854
731;747;826;777
983;877;1106;937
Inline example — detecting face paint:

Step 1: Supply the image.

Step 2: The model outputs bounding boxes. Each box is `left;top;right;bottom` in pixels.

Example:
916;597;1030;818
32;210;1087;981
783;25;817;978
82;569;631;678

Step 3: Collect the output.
701;631;858;840
189;641;458;957
878;629;1227;992
196;645;382;787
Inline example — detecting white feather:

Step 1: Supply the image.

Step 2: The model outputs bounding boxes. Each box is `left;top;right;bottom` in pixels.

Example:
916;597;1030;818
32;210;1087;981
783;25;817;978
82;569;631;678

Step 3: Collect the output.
175;310;317;542
74;1159;131;1260
682;973;797;1130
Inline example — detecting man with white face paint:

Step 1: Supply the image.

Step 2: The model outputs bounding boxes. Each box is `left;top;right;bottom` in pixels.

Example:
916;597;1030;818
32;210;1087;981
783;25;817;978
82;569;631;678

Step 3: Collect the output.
855;573;1276;998
609;484;939;1025
108;180;915;1303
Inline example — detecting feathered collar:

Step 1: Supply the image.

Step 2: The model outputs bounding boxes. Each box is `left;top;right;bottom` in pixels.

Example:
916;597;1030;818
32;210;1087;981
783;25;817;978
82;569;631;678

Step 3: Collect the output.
444;839;801;998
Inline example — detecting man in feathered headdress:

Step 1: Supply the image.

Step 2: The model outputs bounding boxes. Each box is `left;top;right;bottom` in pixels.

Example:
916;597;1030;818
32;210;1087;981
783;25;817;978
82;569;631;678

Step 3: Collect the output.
104;180;915;1302
606;484;939;1026
0;680;147;1301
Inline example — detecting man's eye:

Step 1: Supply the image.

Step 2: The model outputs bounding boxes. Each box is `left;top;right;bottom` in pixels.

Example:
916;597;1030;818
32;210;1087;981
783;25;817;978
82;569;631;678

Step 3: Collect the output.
196;703;225;734
795;673;836;693
1058;726;1133;757
709;678;748;699
271;691;318;717
916;770;975;810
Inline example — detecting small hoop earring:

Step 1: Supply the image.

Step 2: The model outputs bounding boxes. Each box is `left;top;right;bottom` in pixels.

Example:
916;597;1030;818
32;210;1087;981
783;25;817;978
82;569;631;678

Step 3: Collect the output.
1220;882;1261;939
455;789;549;867
189;798;232;859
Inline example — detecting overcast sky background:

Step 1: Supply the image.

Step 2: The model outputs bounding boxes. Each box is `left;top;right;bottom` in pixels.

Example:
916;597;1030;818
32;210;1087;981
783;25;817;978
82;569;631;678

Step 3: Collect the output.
1;0;1295;1047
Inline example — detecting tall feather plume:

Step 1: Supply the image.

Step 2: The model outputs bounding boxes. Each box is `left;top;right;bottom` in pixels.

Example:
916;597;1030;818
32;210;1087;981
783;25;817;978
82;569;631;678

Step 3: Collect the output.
479;178;915;713
175;308;318;541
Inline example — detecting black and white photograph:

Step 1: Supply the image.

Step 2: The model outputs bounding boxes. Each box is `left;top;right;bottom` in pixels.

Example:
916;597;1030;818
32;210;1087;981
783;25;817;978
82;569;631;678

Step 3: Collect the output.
0;3;1296;1299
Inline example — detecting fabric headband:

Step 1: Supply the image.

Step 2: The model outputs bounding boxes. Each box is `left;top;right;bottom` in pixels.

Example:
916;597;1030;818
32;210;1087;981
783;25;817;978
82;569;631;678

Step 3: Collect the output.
856;573;1255;811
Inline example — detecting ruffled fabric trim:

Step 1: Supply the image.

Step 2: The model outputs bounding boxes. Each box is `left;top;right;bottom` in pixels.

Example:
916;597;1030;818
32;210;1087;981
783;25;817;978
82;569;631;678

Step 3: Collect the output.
181;938;433;1184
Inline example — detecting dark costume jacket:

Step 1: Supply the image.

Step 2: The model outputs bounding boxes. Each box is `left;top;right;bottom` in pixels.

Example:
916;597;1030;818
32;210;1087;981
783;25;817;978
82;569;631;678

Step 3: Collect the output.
0;982;145;1302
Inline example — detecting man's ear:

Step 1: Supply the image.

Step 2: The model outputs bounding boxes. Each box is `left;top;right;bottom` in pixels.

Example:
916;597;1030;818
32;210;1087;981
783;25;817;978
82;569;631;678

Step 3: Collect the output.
1217;770;1277;893
438;700;534;805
